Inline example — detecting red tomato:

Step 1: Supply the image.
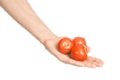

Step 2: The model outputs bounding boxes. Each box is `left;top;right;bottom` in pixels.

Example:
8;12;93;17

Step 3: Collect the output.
71;44;87;61
58;37;73;54
72;37;88;53
73;37;87;46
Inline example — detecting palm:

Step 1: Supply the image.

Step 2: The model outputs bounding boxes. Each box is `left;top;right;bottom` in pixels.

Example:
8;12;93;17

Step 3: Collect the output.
44;37;104;68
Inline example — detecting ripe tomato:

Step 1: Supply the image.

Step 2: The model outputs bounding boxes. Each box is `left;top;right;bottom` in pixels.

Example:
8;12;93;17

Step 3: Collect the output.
72;37;87;46
72;37;88;53
58;37;73;54
71;44;87;61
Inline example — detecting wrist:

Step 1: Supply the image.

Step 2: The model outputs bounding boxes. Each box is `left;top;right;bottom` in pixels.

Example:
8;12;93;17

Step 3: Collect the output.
37;30;58;44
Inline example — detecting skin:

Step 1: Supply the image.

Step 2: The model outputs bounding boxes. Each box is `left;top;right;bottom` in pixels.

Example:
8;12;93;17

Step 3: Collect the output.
0;0;104;68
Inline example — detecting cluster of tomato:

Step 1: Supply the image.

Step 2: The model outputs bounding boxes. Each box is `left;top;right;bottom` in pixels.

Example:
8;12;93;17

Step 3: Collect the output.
58;37;89;61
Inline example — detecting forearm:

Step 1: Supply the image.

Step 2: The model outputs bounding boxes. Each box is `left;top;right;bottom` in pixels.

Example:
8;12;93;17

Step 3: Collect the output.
0;0;57;44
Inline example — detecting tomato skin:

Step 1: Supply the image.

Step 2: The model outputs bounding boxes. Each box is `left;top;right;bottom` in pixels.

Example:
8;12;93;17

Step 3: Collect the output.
72;37;88;53
73;37;87;46
58;37;73;54
71;44;87;61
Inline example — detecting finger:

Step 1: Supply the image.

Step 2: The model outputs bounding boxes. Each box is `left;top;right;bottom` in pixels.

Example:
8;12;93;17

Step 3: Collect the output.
66;58;97;68
68;59;85;67
57;54;98;68
84;61;97;68
87;56;104;63
86;56;104;67
87;46;91;53
95;62;104;67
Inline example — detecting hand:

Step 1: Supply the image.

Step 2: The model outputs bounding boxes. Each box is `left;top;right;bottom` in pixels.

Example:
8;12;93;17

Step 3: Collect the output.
44;37;104;68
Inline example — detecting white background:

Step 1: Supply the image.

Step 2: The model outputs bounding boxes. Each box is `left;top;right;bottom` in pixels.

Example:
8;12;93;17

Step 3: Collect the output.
0;0;120;80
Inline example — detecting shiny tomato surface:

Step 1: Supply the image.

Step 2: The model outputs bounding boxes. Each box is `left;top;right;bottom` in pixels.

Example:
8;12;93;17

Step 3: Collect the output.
72;37;87;46
72;37;88;53
71;44;87;61
58;37;73;54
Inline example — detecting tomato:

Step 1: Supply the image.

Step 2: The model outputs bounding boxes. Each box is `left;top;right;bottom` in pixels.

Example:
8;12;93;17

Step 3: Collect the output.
73;37;87;46
71;44;87;61
72;37;88;53
58;37;73;54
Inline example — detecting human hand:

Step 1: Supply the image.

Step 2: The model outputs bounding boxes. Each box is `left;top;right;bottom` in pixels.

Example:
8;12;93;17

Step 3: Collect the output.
44;37;104;68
